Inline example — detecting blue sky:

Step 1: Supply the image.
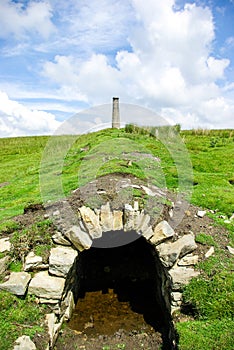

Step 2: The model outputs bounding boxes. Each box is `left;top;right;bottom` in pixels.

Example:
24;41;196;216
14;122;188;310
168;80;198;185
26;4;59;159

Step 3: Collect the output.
0;0;234;136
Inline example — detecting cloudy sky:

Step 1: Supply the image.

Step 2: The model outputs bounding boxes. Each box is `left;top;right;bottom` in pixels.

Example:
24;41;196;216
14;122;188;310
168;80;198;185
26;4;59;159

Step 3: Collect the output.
0;0;234;137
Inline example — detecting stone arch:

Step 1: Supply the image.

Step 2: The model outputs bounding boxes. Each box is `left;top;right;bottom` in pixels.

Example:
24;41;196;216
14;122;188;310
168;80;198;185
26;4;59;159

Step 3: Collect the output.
26;200;199;348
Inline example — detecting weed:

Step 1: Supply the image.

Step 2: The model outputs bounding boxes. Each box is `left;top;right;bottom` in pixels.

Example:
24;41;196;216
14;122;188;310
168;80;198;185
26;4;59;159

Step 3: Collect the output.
182;271;234;320
195;233;216;246
0;291;47;350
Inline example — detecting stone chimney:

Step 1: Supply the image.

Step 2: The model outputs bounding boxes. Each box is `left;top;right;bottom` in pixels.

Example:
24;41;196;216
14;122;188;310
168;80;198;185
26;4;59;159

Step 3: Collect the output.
112;97;120;129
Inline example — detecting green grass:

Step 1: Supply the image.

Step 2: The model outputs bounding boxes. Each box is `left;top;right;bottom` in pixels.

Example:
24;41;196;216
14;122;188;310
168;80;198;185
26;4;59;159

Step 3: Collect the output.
177;319;234;350
0;291;47;350
0;127;234;350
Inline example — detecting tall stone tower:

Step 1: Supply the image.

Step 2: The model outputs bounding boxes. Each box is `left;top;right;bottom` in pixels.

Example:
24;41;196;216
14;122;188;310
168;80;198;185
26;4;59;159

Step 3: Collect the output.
112;97;120;129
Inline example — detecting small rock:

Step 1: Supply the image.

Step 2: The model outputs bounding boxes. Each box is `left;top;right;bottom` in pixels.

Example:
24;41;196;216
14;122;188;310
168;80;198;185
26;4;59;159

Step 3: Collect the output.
79;206;102;239
100;202;113;232
28;271;65;299
150;220;175;245
52;232;71;246
178;255;199;266
0;237;11;253
13;335;37;350
65;225;92;251
0;255;10;274
24;252;43;272
156;233;197;268
197;210;206;218
0;272;31;296
53;210;60;216
205;246;215;258
113;210;123;230
49;246;78;277
169;267;200;290
227;246;234;255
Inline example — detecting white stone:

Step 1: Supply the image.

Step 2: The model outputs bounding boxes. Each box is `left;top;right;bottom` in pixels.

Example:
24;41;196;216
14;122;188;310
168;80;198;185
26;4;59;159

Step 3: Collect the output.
0;255;10;274
28;271;65;299
134;201;139;211
141;185;156;196
0;237;11;252
197;210;206;218
136;213;151;233
156;233;197;268
230;214;234;221
63;291;75;320
171;292;183;302
150;220;175;245
24;252;43;271
53;210;60;216
227;246;234;255
49;246;78;277
124;203;134;211
65;225;92;251
46;313;64;348
205;246;215;258
79;206;102;238
142;226;154;240
169;267;200;290
52;232;71;246
100;203;113;232
13;335;36;350
113;210;123;230
0;272;31;296
178;255;199;266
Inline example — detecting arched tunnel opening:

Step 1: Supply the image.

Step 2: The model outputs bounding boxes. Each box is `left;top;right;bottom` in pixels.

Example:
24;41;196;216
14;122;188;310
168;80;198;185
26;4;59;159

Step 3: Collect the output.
68;231;177;350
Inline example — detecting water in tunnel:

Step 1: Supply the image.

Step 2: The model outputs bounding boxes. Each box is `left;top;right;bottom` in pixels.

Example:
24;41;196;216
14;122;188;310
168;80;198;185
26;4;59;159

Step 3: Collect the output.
68;232;177;349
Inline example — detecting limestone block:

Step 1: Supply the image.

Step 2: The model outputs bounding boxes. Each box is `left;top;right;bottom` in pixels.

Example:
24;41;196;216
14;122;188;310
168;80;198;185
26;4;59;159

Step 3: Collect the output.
178;255;199;266
124;206;138;231
197;210;206;218
205;246;215;258
142;226;154;240
13;335;36;350
156;233;197;268
46;313;64;348
65;225;92;251
24;252;43;271
169;266;200;290
0;255;10;274
0;237;11;253
28;271;65;299
0;272;31;296
79;206;102;238
150;220;175;245
52;232;71;246
63;290;75;320
135;213;151;233
49;246;78;277
113;210;123;230
227;245;234;255
100;203;113;232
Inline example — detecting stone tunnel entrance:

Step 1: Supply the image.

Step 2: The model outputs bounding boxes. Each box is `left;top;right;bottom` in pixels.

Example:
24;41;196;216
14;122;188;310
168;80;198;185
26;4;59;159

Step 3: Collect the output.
68;232;176;350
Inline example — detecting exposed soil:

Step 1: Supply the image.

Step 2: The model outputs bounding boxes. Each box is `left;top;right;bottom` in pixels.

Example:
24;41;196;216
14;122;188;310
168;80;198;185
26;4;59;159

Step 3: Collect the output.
54;289;163;350
4;173;232;350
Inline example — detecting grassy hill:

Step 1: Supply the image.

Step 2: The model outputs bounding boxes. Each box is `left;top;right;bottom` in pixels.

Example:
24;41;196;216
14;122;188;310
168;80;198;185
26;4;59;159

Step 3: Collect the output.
0;126;233;349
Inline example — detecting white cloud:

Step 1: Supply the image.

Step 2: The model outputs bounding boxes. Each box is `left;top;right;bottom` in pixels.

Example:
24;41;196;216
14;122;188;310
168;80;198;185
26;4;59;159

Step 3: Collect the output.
40;0;233;129
0;0;233;135
0;91;61;137
0;0;55;39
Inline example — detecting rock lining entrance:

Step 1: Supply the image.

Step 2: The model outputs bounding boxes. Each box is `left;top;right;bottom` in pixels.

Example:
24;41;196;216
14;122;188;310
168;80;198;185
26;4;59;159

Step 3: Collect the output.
0;182;200;349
